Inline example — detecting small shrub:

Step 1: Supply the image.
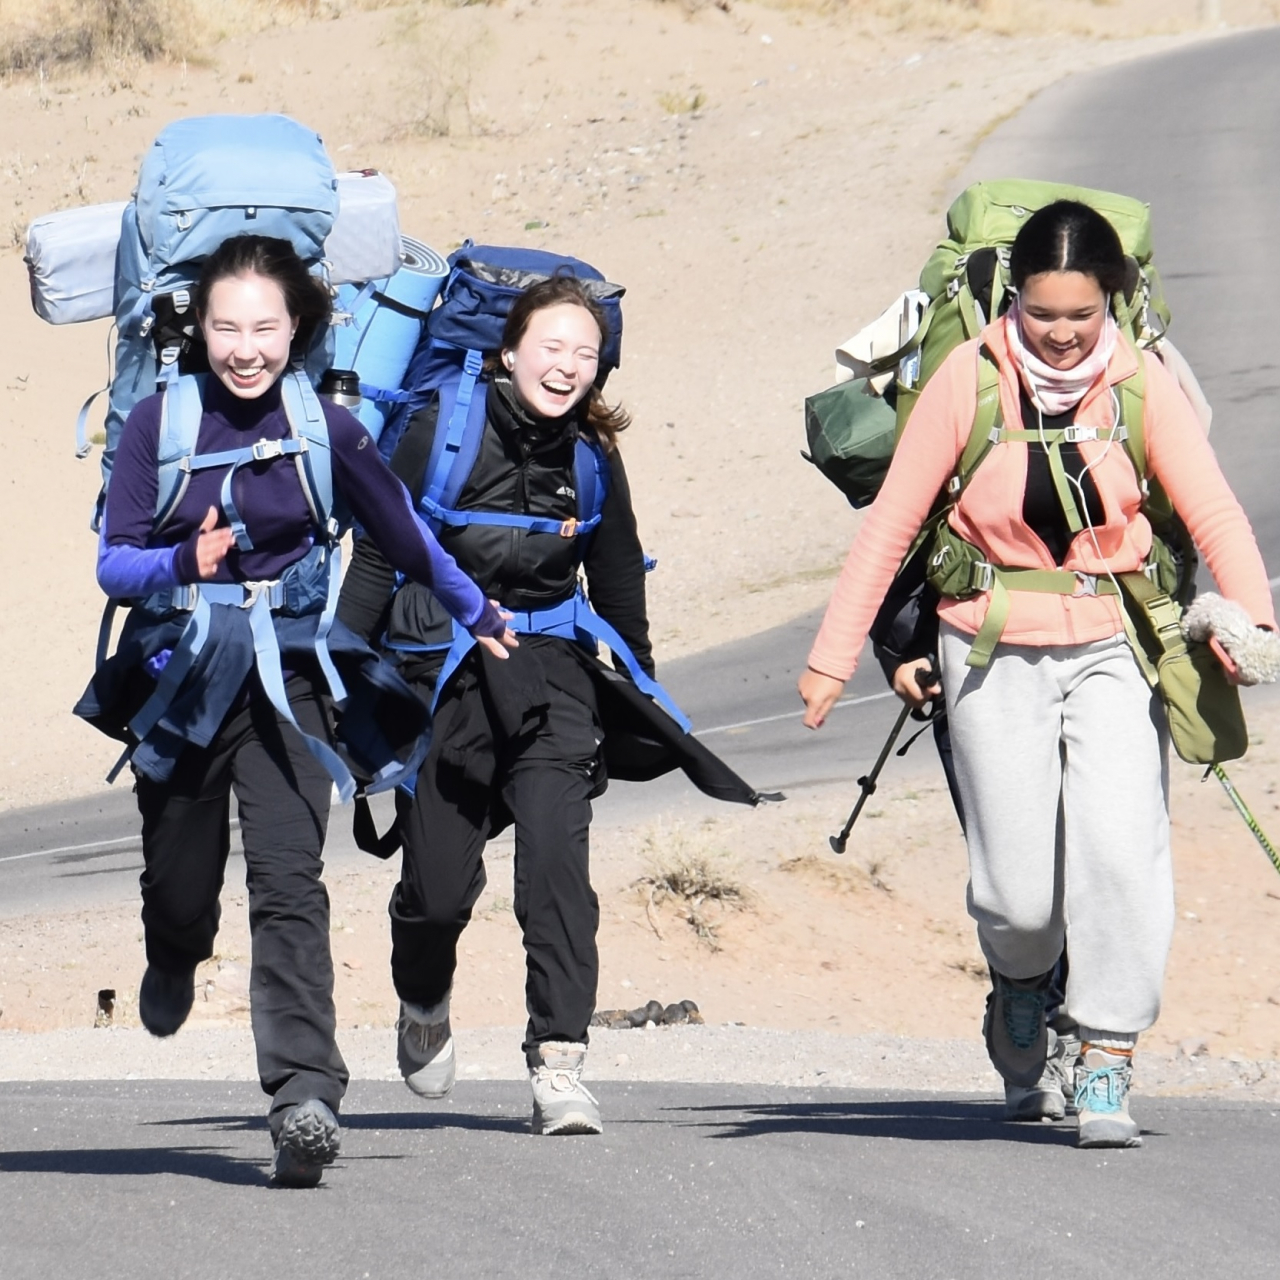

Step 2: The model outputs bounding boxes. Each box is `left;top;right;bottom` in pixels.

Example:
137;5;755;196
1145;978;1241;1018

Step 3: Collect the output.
634;829;750;951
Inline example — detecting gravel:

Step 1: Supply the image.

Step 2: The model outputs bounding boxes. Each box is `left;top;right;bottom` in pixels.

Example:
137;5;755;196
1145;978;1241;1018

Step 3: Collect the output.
4;1025;1279;1100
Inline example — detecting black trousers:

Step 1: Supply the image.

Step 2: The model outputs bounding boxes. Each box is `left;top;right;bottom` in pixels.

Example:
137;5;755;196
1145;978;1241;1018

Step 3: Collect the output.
390;676;601;1068
134;676;348;1134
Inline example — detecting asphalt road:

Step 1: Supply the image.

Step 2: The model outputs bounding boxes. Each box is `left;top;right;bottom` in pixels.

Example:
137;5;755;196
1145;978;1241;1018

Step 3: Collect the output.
4;25;1280;1280
3;1081;1279;1280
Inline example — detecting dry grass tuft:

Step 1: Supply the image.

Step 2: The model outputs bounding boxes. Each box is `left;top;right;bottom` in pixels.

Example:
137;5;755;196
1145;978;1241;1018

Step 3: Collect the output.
634;827;751;951
0;0;198;72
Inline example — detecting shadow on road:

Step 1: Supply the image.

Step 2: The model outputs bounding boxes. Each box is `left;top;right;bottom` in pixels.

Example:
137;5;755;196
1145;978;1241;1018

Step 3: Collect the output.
670;1097;1081;1146
151;1110;530;1136
0;1144;266;1186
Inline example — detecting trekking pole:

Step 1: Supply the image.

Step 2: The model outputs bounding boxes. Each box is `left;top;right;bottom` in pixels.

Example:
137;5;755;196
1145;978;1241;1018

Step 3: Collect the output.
829;663;939;855
1207;764;1280;877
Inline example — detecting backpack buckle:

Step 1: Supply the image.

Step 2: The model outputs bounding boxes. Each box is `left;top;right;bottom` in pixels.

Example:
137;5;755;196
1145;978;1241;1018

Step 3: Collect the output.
559;518;579;539
1073;573;1100;598
1062;426;1097;444
251;439;286;462
971;562;994;592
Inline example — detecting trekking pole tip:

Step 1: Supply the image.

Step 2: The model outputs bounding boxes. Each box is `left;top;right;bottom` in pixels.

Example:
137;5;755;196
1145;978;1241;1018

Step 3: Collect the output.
828;834;848;855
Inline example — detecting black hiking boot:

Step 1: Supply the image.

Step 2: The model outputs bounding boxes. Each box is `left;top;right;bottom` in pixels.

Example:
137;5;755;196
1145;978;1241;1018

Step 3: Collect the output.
138;964;196;1037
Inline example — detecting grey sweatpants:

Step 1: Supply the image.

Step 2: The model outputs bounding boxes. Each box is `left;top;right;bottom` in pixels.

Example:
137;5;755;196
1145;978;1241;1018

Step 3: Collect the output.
939;623;1174;1037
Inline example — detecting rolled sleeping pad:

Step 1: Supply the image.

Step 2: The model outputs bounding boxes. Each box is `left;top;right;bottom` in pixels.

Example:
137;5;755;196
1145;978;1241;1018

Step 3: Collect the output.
333;236;448;441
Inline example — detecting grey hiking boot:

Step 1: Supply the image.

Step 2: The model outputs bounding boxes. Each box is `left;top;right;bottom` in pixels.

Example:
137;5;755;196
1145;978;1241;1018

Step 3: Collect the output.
1003;1026;1067;1122
271;1100;341;1188
1075;1045;1142;1149
983;968;1053;1088
397;995;455;1098
1047;1015;1082;1116
529;1042;602;1136
138;964;196;1038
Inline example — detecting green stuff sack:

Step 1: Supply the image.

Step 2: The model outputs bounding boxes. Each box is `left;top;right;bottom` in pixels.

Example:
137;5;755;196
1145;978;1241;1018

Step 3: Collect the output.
802;377;899;509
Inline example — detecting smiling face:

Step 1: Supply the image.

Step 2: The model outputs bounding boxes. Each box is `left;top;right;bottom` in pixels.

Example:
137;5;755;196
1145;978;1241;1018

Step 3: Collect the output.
199;271;298;399
502;302;601;419
1017;270;1109;371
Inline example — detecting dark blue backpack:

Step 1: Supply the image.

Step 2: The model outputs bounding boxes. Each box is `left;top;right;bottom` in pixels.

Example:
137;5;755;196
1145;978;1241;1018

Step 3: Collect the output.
375;240;624;466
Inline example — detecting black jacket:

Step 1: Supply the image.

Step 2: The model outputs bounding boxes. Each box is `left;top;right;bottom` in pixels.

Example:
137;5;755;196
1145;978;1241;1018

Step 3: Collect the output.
338;377;653;679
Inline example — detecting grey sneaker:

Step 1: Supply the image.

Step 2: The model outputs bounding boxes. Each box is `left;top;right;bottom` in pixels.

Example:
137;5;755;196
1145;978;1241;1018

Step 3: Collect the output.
1003;1027;1066;1121
272;1100;341;1188
397;996;455;1098
530;1042;602;1136
1075;1045;1142;1148
983;968;1053;1088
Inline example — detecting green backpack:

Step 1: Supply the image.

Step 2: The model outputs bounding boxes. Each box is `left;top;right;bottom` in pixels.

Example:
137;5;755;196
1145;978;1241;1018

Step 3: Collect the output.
801;179;1170;510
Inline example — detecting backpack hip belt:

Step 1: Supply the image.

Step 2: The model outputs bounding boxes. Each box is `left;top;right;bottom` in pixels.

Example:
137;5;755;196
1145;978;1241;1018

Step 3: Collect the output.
424;587;691;731
109;563;354;801
925;525;1122;669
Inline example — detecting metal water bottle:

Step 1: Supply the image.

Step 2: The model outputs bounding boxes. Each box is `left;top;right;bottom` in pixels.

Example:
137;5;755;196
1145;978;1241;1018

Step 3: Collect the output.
317;368;362;412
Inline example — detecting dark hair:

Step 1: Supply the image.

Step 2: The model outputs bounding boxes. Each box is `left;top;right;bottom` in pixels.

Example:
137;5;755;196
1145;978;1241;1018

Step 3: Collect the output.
498;274;630;451
1009;201;1127;298
194;234;332;357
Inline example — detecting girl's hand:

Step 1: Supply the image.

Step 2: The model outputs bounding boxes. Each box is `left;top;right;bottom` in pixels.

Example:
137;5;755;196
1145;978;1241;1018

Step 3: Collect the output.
475;601;519;661
893;658;942;711
196;506;235;579
799;667;846;729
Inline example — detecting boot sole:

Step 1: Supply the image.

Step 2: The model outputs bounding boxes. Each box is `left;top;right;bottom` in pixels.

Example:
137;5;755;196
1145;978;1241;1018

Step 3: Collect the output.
534;1110;603;1136
1077;1120;1142;1149
272;1102;341;1188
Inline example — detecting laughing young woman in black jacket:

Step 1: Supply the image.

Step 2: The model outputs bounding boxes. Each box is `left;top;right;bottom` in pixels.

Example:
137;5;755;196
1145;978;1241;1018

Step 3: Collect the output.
339;274;757;1136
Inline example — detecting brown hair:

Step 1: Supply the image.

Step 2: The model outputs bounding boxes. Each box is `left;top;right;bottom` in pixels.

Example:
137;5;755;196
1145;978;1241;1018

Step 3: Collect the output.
499;274;631;452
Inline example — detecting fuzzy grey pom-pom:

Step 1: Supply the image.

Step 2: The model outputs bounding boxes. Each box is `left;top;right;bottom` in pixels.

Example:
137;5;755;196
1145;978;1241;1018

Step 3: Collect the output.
1181;593;1280;685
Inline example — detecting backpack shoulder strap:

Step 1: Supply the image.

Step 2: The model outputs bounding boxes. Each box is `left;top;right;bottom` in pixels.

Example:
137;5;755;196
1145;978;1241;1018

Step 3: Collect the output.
1117;336;1148;481
154;373;207;528
279;367;339;535
573;435;611;527
418;351;488;526
955;343;1003;492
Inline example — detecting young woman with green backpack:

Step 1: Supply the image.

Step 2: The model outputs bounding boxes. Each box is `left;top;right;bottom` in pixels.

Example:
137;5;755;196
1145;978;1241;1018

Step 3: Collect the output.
798;201;1276;1148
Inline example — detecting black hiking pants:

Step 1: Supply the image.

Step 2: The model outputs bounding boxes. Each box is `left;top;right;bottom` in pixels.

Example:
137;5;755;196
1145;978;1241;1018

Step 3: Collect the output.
390;667;602;1068
134;675;348;1136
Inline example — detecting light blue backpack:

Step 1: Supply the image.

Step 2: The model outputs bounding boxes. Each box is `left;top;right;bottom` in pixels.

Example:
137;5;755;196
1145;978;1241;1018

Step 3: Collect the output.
85;113;340;527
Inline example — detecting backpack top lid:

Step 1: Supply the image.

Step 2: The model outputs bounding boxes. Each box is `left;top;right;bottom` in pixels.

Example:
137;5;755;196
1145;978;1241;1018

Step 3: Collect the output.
427;240;625;374
133;114;338;271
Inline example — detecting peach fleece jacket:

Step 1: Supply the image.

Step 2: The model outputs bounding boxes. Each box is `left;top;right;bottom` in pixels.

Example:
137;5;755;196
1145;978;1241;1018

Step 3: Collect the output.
808;322;1276;682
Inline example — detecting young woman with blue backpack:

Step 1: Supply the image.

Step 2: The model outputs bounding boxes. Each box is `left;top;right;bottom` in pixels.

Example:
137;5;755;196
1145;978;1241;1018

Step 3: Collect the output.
799;201;1276;1149
337;266;761;1136
75;234;514;1187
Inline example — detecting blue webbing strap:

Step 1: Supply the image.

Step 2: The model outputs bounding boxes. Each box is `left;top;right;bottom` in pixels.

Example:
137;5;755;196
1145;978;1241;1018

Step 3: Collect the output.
425;590;691;733
420;507;603;536
107;587;215;783
420;350;485;527
243;591;356;804
212;438;308;553
312;543;348;706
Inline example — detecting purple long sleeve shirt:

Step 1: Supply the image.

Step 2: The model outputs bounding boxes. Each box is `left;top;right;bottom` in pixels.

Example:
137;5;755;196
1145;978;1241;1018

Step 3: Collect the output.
99;377;490;631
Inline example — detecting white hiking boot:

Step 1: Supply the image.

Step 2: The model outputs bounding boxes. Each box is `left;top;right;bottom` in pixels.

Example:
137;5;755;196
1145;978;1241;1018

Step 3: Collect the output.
1075;1045;1142;1148
397;995;455;1098
529;1042;603;1136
